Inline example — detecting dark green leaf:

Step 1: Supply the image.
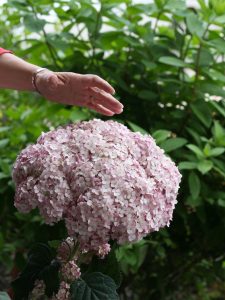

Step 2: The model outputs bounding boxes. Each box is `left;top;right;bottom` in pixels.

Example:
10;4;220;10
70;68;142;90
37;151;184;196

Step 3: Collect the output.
188;171;200;199
190;100;212;128
138;90;157;101
70;272;119;300
127;121;148;134
12;243;59;299
159;56;187;67
87;249;122;287
209;101;225;118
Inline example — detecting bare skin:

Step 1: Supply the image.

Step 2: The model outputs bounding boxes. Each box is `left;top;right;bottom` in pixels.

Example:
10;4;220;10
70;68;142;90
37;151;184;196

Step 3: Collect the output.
0;53;123;116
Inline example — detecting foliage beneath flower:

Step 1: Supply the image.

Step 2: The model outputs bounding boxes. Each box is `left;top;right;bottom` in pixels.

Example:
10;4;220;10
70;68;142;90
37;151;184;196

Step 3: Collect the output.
70;272;119;300
12;243;60;299
12;242;120;300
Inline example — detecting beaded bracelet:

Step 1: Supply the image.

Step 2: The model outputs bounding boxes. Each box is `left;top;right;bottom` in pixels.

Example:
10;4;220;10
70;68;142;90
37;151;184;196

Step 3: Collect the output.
32;68;48;94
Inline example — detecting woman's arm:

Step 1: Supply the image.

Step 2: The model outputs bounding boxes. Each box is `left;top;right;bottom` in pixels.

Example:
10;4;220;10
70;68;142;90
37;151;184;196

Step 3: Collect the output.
0;53;38;91
0;52;123;116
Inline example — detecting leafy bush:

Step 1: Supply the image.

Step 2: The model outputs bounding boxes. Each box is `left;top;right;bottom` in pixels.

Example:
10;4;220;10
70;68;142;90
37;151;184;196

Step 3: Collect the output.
0;0;225;299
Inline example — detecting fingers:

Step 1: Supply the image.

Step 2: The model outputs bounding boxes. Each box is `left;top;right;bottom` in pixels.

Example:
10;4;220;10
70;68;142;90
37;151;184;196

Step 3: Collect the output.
86;75;115;95
88;87;123;114
88;103;115;116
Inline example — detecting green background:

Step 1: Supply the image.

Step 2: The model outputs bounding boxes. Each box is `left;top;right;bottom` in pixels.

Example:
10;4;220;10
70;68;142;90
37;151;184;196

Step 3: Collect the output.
0;0;225;299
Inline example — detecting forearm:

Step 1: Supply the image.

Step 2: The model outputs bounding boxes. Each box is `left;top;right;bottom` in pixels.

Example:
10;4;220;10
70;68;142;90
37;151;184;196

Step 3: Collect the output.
0;53;40;91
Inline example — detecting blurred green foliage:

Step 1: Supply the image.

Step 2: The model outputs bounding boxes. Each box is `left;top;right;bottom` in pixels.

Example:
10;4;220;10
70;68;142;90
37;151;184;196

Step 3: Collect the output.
0;0;225;299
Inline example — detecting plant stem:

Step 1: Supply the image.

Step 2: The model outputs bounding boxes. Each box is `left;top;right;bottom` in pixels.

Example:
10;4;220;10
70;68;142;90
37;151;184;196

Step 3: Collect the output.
27;0;61;70
192;23;211;100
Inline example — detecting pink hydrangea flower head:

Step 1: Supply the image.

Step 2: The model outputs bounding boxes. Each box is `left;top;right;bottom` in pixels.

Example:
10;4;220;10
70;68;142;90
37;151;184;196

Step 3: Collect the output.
13;119;181;251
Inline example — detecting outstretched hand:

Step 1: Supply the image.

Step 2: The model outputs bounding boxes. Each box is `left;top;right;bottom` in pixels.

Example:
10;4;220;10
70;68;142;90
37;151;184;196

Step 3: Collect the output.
35;70;123;116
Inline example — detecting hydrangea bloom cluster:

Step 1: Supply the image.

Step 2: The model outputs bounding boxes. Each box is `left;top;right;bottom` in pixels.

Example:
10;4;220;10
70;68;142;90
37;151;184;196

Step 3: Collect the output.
30;280;45;299
13;119;181;252
51;281;70;300
61;260;81;282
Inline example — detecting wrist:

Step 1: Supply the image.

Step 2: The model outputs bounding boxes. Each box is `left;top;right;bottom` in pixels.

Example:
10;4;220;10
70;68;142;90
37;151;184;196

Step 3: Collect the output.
34;70;58;98
32;68;49;94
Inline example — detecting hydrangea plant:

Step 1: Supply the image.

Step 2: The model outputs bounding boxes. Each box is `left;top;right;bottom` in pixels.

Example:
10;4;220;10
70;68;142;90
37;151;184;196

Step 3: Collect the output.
12;119;181;299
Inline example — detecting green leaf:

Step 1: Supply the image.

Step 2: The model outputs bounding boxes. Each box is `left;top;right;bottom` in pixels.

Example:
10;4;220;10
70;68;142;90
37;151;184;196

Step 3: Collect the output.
23;15;46;32
209;101;225;118
178;161;197;170
188;171;200;199
39;261;60;297
214;14;225;23
159;56;187;67
152;130;171;144
209;38;225;54
0;139;9;149
186;12;205;38
165;0;186;10
48;240;61;249
127;121;148;134
8;0;30;10
200;82;225;97
209;147;224;157
70;272;119;300
208;69;225;83
138;90;157;101
187;144;205;159
69;109;88;121
218;199;225;207
0;292;11;300
213;121;225;145
87;248;122;287
0;126;11;133
197;0;209;11
210;0;225;15
190;100;212;128
194;48;213;67
12;243;59;299
160;138;187;153
197;160;213;174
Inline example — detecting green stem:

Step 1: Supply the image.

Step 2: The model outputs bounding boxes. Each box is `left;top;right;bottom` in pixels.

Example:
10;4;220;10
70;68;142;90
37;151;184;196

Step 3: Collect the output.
89;3;102;69
27;0;61;70
192;23;211;100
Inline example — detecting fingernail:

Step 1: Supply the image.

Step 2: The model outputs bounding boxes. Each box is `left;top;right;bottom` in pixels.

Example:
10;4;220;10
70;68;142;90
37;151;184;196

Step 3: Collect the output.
112;89;116;94
117;108;123;114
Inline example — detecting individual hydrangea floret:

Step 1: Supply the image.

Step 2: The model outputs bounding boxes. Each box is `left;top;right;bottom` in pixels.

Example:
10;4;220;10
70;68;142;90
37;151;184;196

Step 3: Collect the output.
13;119;181;252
